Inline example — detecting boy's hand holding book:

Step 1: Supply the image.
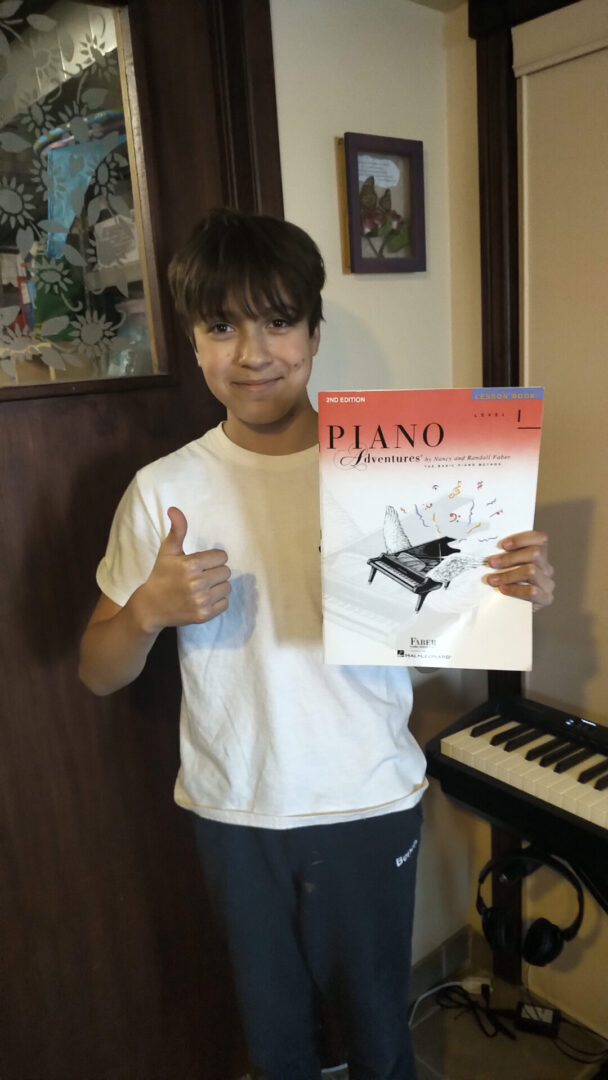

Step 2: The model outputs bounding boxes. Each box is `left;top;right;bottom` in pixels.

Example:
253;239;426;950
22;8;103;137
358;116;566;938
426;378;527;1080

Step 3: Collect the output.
485;530;554;612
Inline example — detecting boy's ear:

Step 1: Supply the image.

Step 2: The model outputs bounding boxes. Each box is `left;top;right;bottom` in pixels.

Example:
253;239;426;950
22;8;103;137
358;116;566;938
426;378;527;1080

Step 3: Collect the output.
311;324;321;355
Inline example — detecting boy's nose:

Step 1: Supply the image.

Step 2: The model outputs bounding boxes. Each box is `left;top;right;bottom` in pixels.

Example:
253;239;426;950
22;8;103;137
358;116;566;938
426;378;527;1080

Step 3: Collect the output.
236;323;270;367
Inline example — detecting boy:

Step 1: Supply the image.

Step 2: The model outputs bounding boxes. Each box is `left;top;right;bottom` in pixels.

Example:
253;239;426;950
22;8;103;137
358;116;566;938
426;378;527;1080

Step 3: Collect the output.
79;210;554;1080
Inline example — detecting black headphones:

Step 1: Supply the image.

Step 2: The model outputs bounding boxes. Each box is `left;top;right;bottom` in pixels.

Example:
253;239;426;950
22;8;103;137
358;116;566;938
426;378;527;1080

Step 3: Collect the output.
476;847;584;967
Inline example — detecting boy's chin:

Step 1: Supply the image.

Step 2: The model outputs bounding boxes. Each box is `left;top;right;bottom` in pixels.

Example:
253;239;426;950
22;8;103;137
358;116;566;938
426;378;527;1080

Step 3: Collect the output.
233;397;310;424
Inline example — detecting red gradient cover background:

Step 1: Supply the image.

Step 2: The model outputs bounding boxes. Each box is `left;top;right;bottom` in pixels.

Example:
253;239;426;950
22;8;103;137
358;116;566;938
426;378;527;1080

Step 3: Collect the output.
318;388;543;462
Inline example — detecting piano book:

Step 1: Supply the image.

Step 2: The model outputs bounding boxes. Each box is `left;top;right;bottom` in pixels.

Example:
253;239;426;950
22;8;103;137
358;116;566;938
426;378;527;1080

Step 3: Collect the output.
318;387;544;669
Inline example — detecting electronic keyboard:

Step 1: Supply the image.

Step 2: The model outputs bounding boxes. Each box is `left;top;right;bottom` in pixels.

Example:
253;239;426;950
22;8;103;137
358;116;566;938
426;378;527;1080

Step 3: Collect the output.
425;697;608;913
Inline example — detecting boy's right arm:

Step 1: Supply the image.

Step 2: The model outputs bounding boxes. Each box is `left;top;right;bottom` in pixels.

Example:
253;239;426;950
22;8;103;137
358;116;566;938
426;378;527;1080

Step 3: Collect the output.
78;506;231;696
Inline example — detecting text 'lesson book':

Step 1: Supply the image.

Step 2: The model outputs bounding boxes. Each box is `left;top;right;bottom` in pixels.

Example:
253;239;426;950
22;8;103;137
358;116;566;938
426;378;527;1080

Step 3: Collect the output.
318;388;544;669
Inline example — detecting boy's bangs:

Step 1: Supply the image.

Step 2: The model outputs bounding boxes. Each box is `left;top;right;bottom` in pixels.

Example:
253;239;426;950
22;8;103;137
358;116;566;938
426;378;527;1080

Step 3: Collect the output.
168;210;325;337
197;259;303;327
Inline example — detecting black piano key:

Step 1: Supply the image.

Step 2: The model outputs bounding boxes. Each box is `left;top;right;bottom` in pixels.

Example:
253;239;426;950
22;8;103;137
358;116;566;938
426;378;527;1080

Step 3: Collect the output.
490;723;532;747
578;758;608;785
539;743;577;768
504;729;542;752
526;737;567;761
471;715;509;738
594;773;608;791
554;748;595;774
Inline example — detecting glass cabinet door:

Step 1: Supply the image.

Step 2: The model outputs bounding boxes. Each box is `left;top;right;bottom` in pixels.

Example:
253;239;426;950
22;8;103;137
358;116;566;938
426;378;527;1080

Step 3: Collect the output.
0;1;167;394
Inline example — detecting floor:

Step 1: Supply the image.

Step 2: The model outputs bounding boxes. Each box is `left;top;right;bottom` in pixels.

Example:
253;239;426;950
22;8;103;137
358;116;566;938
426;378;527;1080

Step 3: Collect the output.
241;975;607;1080
410;976;605;1080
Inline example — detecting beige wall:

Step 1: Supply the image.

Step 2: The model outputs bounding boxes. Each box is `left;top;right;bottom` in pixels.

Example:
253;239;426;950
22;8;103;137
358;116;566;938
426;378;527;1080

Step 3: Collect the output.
514;0;608;1038
270;0;485;965
271;0;608;1035
271;0;451;399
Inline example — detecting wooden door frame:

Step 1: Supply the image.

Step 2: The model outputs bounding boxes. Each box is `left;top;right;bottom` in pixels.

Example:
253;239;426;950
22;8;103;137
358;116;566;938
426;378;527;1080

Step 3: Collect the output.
468;0;577;983
469;0;576;703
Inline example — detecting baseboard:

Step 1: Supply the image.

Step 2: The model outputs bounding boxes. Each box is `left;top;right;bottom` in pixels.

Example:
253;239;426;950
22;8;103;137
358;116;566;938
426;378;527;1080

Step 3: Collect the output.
409;924;492;1005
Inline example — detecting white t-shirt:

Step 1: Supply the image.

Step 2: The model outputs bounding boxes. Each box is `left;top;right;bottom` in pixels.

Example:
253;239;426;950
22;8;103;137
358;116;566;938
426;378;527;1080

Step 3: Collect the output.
97;423;427;828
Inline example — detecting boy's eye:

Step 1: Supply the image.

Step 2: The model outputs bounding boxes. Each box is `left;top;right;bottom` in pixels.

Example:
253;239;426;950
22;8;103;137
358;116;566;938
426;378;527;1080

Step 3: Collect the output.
268;316;290;329
208;321;234;335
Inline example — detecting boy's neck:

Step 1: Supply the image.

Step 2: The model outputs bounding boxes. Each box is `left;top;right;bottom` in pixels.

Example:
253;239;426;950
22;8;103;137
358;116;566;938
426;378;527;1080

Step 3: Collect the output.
223;400;318;455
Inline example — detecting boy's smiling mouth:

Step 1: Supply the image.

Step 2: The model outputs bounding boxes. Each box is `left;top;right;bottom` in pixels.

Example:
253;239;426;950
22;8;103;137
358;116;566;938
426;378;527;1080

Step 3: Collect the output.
232;377;281;390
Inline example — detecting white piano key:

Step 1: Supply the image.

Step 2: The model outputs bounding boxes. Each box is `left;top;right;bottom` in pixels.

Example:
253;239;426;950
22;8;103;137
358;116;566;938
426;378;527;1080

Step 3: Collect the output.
542;770;587;810
497;738;549;783
442;724;507;750
582;791;608;829
576;783;608;826
459;737;517;774
560;756;608;815
441;727;510;765
553;772;591;810
539;766;584;804
438;725;607;830
471;745;514;779
517;747;581;799
440;729;476;758
590;796;608;829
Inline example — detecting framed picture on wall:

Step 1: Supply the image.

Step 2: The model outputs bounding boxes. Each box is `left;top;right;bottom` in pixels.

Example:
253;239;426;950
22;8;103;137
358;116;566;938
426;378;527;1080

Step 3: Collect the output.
342;132;426;274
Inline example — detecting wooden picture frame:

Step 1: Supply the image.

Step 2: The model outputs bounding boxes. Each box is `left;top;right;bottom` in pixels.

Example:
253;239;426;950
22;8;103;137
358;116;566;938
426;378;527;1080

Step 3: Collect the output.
343;131;426;274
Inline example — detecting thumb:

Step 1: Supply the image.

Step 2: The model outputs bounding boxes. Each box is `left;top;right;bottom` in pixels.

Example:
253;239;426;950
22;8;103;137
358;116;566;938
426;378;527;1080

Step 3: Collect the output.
161;506;188;555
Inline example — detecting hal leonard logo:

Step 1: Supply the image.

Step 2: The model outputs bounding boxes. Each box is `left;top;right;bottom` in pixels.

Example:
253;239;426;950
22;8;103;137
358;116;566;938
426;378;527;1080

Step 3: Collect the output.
397;649;405;657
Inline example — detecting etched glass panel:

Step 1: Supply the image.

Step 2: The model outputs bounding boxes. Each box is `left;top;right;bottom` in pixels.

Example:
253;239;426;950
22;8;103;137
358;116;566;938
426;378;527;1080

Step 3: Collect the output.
0;1;163;389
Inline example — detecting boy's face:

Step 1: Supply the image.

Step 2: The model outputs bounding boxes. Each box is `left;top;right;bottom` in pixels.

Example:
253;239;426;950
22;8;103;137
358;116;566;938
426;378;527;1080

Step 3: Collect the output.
192;305;320;451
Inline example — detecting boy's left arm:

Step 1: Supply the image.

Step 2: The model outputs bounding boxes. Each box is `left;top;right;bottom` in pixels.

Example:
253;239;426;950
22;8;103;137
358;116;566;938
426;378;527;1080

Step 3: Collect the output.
485;530;555;612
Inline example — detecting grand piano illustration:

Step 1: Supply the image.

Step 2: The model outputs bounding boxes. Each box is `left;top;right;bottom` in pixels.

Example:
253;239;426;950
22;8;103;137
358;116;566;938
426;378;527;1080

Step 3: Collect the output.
321;503;486;649
367;506;462;613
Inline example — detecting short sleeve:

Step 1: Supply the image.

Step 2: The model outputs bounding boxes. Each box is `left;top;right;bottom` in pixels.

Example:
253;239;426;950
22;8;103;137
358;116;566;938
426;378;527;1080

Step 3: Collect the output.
96;475;163;607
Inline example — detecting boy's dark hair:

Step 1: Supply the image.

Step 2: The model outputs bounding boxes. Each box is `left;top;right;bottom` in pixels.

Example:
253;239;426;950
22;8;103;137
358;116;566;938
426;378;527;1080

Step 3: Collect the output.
168;209;325;339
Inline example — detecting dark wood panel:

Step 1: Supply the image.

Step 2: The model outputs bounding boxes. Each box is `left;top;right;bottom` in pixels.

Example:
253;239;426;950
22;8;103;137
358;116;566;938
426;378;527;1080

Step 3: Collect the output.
1;1;281;1076
469;0;579;37
470;0;572;980
476;25;524;699
210;0;285;216
476;29;520;392
0;336;237;1080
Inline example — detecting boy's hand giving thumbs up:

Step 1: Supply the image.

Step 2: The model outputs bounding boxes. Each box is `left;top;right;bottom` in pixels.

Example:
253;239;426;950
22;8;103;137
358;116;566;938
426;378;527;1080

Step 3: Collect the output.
78;507;231;696
134;506;231;634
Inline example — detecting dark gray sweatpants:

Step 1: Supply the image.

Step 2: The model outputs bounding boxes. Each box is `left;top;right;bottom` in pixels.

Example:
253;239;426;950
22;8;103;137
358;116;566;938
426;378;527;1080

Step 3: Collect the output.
193;802;422;1080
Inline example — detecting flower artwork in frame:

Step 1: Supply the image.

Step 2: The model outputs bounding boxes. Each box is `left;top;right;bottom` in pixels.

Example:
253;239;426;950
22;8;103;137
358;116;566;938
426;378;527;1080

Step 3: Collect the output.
343;132;426;274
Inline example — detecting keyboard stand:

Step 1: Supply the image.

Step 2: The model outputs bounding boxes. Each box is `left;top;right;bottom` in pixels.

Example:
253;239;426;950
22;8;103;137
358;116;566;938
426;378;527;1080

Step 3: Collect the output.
425;692;608;983
490;825;523;984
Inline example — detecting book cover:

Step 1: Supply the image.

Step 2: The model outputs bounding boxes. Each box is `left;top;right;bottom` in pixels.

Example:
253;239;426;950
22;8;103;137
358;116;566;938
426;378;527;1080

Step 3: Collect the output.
318;387;544;669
